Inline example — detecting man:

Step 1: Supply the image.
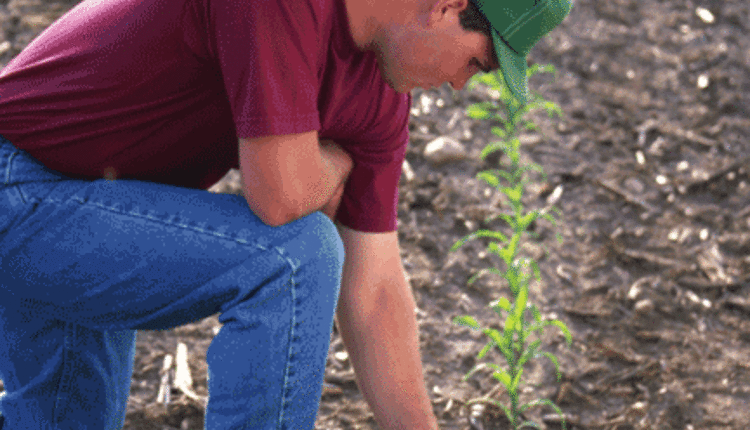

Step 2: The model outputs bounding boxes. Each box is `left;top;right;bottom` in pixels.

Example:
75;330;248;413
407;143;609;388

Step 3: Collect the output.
0;0;571;428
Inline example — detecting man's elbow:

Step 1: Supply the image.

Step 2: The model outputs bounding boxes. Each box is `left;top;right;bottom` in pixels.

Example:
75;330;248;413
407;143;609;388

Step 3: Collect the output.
245;198;301;227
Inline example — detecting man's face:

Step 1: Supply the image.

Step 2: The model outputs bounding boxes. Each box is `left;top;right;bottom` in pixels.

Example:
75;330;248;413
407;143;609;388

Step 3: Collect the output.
373;0;496;94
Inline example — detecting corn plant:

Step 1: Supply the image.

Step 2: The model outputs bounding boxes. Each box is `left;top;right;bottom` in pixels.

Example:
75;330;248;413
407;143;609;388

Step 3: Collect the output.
451;65;572;429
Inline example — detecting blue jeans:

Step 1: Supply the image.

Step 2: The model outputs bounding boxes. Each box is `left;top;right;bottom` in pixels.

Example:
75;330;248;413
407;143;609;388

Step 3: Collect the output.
0;135;344;429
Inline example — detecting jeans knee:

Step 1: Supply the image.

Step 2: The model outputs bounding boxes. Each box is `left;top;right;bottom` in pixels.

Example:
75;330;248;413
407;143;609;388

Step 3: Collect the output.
304;212;345;275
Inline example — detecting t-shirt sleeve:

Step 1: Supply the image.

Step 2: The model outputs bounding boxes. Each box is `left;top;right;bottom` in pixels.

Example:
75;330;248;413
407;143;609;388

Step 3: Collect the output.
335;94;412;233
208;0;321;138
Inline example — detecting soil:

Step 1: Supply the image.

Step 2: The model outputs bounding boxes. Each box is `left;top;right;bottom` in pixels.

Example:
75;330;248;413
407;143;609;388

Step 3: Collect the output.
2;0;750;429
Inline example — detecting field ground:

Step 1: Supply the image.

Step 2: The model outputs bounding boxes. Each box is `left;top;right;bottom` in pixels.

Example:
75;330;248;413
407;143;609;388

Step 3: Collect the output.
2;0;750;428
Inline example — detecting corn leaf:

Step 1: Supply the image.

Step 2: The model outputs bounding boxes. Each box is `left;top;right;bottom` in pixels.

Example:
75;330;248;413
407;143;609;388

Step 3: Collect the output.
477;171;500;188
491;297;512;314
546;319;573;345
520;399;567;430
541;351;562;380
514;286;528;321
492;369;513;392
466;104;492;120
453;315;481;330
477;340;494;360
511;368;524;391
518;340;542;369
483;327;504;346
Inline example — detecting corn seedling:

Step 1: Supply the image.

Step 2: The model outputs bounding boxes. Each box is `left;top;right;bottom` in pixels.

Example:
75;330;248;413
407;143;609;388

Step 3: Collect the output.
451;65;572;429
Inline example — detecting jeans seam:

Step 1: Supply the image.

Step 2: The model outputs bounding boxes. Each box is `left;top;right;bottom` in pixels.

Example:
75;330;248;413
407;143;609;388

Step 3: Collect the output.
47;195;267;249
273;245;299;430
3;151;17;185
53;322;77;425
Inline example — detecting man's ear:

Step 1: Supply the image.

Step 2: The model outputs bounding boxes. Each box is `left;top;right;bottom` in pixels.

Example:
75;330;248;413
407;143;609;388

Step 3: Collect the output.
427;0;469;25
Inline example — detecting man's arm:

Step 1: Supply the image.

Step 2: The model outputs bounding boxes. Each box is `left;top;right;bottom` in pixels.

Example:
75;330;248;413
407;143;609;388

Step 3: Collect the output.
335;223;439;430
238;132;353;226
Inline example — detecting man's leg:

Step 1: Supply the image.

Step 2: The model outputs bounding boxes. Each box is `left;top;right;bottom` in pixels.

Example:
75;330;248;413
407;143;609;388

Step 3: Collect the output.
0;137;344;429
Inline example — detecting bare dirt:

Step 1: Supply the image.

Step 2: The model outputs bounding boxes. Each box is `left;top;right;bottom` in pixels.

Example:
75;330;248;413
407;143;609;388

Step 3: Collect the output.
2;0;750;429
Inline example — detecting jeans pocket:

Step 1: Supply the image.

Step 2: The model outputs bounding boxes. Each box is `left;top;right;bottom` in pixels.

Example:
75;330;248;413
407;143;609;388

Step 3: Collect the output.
0;136;69;234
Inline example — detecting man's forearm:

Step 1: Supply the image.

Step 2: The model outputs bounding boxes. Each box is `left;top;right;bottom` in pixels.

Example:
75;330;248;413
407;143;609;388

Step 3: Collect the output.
335;269;438;430
284;139;352;224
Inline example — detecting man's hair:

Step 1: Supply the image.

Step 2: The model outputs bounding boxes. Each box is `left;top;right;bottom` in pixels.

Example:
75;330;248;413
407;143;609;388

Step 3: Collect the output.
459;1;498;67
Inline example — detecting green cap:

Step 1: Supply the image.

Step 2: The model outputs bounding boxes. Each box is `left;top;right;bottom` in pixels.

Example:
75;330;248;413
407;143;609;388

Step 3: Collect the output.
470;0;573;104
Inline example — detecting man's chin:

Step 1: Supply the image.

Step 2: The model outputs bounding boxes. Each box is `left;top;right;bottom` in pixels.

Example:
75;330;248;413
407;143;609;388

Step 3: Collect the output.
379;70;412;94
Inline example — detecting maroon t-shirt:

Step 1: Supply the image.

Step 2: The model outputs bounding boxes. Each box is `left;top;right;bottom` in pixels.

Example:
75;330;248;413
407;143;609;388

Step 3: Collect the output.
0;0;411;232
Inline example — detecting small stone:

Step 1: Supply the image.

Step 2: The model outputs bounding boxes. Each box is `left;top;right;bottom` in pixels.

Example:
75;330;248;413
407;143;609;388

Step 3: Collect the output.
423;137;467;166
697;74;710;89
635;150;645;165
668;229;680;242
519;134;542;146
0;41;11;56
699;229;709;240
695;7;715;24
627;284;642;300
420;94;434;115
334;351;349;362
401;160;415;182
634;299;655;315
546;185;564;206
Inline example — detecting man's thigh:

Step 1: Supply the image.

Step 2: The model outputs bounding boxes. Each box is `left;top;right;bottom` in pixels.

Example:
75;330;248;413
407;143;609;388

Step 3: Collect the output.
0;141;343;331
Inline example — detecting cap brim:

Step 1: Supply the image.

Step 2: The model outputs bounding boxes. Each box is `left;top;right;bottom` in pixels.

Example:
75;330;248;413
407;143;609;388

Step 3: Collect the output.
492;31;528;104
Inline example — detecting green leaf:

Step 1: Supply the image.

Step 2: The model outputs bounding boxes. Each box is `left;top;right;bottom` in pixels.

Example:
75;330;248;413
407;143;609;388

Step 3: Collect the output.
450;229;508;252
546;319;573;346
487;241;502;256
499;214;515;230
511;367;524;391
530;304;542;323
463;362;503;381
493;369;513;392
490;126;507;139
514;286;528;321
503;313;517;346
520;399;567;430
501;185;522;204
527;63;556;78
531;260;542;282
540;211;558;227
497;341;514;364
496;170;513;183
543;101;564;118
518;421;542;429
479;141;507;160
518;339;542;369
467;267;503;286
477;171;500;188
466;104;492;120
517;210;539;231
541;351;562;380
491;297;512;313
453;315;481;330
483;327;505;346
477;340;494;360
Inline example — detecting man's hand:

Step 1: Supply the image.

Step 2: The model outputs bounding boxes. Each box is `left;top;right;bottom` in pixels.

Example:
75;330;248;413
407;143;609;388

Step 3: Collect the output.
321;180;345;221
335;224;439;430
238;132;352;226
318;139;352;221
